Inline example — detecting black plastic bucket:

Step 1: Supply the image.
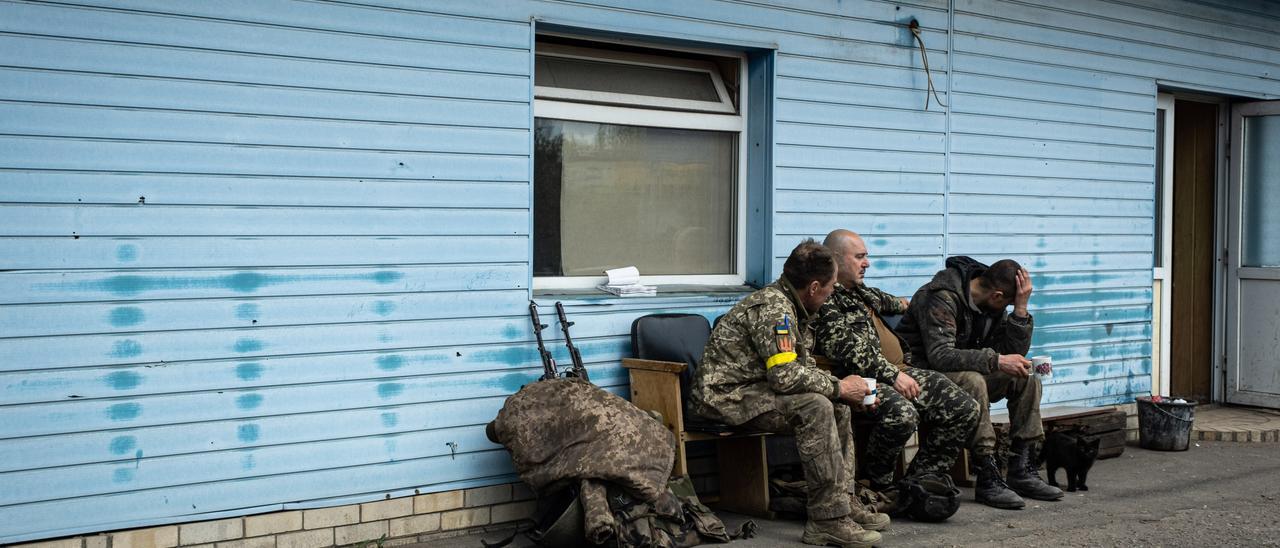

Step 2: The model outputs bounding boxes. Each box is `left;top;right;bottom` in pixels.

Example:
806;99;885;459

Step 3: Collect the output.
1136;396;1197;451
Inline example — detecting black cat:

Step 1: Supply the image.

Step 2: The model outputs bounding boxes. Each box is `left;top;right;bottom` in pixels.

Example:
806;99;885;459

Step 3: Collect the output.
1043;430;1100;492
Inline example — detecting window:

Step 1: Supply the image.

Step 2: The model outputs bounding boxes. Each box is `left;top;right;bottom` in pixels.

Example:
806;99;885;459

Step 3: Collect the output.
533;37;747;288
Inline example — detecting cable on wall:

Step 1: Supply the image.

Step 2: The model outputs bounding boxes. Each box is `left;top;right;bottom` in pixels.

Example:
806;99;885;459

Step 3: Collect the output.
909;18;948;111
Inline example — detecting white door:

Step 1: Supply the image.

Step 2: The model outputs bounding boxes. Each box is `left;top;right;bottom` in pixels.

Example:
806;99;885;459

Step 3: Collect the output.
1225;100;1280;408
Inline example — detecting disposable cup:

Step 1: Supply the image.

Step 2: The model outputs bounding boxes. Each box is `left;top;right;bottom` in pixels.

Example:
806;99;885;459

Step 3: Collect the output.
1031;355;1053;379
861;376;877;405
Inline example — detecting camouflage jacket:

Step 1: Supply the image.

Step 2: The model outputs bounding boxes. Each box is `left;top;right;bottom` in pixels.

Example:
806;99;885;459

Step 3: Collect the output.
688;278;842;426
814;282;909;386
895;256;1033;374
488;377;676;502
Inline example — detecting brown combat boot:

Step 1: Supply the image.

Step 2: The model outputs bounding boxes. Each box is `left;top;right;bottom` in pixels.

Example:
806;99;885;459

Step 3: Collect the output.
802;516;881;548
847;495;891;531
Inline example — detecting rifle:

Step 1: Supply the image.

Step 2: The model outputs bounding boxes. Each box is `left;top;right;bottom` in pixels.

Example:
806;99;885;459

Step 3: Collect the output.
555;301;589;381
529;301;558;381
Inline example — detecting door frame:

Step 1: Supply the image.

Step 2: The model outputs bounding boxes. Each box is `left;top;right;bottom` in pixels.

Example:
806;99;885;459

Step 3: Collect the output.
1153;93;1174;397
1156;90;1230;403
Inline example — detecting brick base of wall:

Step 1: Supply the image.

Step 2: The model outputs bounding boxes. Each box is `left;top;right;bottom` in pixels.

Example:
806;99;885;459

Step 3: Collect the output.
13;484;537;548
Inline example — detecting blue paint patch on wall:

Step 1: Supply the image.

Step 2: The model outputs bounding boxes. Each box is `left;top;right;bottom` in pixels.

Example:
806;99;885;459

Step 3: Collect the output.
373;270;403;284
108;307;145;327
109;339;143;358
501;324;522;340
473;346;532;366
227;272;266;293
43;270;416;298
241;454;256;470
373;300;396;316
376;355;404;371
376;382;403;399
235;303;261;320
233;338;264;353
105;371;142;390
499;372;534;392
236;393;263;410
237;423;260;443
107;402;142;421
381;412;398;427
378;331;393;343
112;468;134;483
116;244;138;262
108;435;137;455
236;362;264;381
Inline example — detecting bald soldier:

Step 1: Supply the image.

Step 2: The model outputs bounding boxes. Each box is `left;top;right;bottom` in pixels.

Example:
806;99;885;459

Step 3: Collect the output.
814;230;979;513
689;240;887;548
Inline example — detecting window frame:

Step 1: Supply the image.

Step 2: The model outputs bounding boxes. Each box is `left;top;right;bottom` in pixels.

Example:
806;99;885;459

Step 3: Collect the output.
535;42;738;115
532;37;749;290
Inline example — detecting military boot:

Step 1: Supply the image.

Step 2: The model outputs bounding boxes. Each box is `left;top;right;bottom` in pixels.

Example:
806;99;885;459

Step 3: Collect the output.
802;516;881;548
1007;441;1064;501
847;495;891;531
974;454;1025;509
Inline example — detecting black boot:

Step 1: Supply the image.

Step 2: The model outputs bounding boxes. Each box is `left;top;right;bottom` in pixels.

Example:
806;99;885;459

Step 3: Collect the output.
1007;441;1064;501
974;454;1025;509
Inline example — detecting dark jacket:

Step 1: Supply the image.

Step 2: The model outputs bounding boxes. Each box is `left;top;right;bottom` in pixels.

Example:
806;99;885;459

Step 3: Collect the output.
894;256;1033;374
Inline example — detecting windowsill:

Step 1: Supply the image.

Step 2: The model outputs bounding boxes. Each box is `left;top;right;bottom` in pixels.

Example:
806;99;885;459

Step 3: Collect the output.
533;284;754;306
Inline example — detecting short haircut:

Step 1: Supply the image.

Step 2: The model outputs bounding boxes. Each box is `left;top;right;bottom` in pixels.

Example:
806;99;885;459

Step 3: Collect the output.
978;259;1022;297
782;239;837;289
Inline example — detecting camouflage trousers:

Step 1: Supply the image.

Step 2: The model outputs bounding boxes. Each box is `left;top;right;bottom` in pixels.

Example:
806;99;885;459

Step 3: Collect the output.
944;370;1044;456
742;393;854;520
860;368;979;487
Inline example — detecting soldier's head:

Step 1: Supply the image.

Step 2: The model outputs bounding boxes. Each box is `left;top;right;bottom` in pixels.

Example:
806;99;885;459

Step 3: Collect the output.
782;239;838;313
823;229;870;287
971;259;1022;312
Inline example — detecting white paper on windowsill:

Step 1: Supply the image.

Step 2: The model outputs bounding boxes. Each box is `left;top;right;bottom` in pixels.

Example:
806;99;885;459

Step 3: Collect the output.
602;266;642;287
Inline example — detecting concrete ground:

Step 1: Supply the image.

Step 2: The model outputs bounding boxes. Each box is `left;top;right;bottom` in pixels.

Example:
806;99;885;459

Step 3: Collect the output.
427;440;1280;547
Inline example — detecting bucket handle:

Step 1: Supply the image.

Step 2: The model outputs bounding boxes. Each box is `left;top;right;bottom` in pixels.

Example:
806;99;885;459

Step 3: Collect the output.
1147;401;1195;423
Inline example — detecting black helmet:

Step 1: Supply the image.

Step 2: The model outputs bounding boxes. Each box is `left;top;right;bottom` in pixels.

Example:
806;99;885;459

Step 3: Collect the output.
527;488;584;547
898;473;961;522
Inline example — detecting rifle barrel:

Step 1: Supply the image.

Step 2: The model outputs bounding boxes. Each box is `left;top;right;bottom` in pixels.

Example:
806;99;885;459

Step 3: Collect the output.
529;301;557;381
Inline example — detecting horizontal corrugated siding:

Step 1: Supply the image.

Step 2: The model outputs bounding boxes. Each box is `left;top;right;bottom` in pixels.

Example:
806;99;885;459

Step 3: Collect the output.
951;0;1275;409
0;0;536;541
3;0;1280;542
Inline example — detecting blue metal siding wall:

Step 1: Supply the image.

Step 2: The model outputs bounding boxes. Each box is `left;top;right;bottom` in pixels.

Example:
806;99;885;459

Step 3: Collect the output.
3;0;1280;543
0;0;536;541
949;0;1279;409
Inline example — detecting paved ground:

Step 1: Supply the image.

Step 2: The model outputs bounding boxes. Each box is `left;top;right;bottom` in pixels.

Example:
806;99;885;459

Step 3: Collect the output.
429;440;1280;547
1193;404;1280;442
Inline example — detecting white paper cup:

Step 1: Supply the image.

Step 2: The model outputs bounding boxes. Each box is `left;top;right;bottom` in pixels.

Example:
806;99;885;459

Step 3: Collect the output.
861;376;877;405
1031;355;1053;379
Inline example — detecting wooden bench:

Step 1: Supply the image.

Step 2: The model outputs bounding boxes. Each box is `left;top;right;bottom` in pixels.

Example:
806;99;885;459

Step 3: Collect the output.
622;357;773;518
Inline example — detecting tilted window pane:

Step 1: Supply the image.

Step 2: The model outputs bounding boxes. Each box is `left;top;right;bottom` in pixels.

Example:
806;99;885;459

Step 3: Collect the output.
534;119;735;277
535;55;721;102
1242;115;1280;267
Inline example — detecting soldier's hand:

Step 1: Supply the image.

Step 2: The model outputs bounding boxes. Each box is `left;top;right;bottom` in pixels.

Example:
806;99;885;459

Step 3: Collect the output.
998;354;1032;378
838;375;868;402
1013;268;1033;315
894;372;921;400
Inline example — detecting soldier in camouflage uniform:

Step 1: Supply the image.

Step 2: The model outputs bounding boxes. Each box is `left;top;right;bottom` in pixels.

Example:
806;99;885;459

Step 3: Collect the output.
689;240;885;548
895;256;1064;509
814;230;979;506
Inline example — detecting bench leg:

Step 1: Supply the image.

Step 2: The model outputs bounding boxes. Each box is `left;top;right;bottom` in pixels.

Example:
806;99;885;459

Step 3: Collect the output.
951;448;975;487
713;436;772;518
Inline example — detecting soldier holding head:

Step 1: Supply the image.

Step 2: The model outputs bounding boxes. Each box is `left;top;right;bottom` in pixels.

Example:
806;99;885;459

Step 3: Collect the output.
689;240;888;548
814;230;979;516
894;256;1063;509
